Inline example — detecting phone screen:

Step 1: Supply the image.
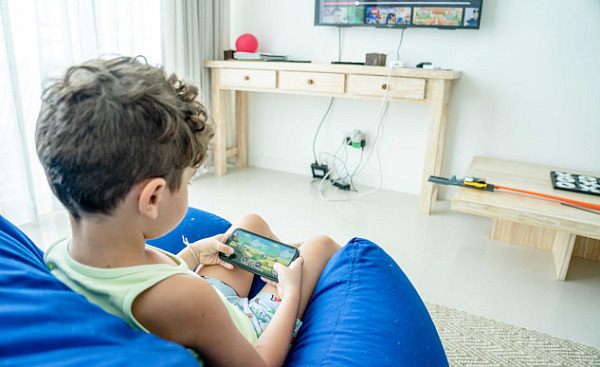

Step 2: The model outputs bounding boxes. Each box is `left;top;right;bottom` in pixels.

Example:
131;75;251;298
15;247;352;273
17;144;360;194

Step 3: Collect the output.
220;228;299;281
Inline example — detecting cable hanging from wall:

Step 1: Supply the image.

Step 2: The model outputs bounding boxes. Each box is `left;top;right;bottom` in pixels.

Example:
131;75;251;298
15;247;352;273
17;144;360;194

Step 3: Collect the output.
313;28;407;202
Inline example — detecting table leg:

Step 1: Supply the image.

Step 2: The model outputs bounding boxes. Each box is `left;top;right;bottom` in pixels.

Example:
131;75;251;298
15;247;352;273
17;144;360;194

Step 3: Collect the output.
211;69;227;176
235;91;248;168
552;231;575;281
419;79;452;215
432;101;450;202
488;218;555;250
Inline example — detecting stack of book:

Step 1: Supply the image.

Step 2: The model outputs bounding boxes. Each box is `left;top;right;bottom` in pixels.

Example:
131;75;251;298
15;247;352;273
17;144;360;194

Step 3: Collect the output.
234;52;288;61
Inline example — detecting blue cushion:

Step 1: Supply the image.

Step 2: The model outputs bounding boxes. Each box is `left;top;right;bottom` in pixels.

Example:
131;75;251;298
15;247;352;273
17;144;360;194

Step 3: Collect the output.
284;237;448;367
147;207;232;254
0;214;198;366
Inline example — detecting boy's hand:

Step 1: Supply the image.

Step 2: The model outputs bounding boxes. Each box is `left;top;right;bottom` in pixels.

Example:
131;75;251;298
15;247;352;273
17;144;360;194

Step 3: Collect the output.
262;257;303;300
192;234;235;269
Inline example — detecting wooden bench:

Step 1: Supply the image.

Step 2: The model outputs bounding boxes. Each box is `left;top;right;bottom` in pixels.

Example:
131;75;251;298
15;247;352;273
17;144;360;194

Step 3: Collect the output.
451;156;600;280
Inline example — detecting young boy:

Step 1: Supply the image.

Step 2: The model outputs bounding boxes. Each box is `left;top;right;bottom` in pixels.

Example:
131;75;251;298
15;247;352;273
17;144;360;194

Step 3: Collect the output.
36;56;340;367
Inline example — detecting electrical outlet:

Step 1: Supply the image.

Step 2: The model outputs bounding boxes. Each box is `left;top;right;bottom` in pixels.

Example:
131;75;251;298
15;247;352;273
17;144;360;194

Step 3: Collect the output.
345;129;365;148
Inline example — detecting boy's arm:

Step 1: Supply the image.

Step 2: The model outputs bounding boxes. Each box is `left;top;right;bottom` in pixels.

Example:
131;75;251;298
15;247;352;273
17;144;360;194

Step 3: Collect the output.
177;234;234;271
252;288;300;365
132;274;294;367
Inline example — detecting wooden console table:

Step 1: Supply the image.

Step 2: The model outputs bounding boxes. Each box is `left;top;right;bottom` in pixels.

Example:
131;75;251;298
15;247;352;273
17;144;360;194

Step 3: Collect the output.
204;60;461;214
451;156;600;280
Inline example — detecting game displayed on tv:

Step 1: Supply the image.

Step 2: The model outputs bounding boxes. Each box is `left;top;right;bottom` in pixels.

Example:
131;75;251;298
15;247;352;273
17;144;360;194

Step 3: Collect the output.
321;6;365;24
413;7;463;27
365;7;412;26
315;0;482;29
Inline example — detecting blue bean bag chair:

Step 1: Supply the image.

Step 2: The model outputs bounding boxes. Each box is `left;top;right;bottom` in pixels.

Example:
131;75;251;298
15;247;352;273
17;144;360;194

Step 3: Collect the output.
0;208;447;366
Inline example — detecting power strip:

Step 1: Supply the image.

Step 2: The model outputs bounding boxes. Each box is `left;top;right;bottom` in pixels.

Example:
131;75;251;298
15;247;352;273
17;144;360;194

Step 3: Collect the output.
332;179;351;190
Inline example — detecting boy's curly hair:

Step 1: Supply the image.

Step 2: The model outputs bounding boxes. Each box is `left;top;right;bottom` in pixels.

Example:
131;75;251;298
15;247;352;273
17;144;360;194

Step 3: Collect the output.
35;56;213;219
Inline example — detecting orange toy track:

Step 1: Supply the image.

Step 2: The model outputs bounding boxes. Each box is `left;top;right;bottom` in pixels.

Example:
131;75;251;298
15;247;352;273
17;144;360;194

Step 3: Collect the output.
493;185;600;212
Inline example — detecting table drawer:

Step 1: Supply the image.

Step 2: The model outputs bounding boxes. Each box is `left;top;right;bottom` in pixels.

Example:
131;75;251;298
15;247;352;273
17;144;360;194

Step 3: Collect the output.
346;75;425;100
219;69;276;89
278;71;345;94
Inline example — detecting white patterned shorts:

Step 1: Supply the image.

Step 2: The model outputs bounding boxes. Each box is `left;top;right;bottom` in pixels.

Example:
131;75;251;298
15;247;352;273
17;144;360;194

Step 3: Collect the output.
201;276;302;338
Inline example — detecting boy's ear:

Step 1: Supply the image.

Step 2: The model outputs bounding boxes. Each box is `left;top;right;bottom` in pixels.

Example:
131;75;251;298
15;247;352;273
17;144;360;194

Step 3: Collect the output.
138;178;167;219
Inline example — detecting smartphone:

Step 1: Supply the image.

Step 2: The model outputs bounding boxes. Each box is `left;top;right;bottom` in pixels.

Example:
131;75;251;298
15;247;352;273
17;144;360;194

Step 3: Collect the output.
219;228;300;282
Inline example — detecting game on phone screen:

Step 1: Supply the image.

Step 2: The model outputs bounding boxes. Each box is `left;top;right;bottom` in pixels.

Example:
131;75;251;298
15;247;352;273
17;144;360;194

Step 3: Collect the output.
221;229;299;281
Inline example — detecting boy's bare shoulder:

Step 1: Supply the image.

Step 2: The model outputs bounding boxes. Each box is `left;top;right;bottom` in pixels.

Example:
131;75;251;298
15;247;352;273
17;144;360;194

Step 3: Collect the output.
132;273;223;343
131;273;261;366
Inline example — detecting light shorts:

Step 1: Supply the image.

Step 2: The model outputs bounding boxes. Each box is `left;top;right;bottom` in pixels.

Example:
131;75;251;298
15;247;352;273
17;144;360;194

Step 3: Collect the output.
201;276;302;338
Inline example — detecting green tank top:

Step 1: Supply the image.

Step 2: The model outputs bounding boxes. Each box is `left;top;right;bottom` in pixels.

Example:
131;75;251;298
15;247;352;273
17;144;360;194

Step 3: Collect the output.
44;238;258;345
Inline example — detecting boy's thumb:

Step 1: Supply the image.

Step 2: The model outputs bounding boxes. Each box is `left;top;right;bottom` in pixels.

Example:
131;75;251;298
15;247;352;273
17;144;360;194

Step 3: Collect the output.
291;256;304;268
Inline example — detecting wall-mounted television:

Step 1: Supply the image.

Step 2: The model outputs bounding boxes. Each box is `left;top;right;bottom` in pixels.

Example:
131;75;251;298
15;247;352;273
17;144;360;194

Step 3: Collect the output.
315;0;483;30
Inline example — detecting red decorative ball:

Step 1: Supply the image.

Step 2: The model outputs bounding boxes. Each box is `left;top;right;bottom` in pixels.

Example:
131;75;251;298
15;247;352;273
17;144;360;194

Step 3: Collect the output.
235;33;258;53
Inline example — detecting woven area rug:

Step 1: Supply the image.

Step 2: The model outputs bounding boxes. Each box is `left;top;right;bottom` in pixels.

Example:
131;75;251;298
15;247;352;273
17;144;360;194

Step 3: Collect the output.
425;302;600;367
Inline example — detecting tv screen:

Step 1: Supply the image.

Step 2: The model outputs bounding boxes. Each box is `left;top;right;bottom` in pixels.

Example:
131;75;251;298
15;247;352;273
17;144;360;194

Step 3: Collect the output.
315;0;483;29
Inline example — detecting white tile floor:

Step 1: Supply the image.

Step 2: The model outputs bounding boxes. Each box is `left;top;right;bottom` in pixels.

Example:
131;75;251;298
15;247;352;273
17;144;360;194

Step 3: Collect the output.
20;166;600;349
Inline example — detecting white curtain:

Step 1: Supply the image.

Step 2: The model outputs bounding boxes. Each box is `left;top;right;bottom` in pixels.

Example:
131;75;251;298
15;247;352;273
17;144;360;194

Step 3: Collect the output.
161;0;228;172
0;0;162;226
161;0;226;107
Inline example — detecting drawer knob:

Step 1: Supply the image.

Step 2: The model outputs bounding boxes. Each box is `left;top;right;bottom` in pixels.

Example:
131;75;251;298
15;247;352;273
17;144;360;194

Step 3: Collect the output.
243;75;250;81
307;79;314;85
381;83;387;90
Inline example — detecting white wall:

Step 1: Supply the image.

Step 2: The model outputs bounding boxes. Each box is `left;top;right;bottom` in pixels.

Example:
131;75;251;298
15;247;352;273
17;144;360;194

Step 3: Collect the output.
229;0;600;197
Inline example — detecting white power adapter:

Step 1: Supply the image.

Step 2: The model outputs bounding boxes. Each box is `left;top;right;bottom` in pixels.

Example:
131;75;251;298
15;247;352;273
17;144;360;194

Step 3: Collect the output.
389;60;406;68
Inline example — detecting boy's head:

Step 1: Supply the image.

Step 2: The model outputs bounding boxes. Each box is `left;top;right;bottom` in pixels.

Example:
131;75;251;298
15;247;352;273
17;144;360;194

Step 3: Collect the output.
36;56;213;220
